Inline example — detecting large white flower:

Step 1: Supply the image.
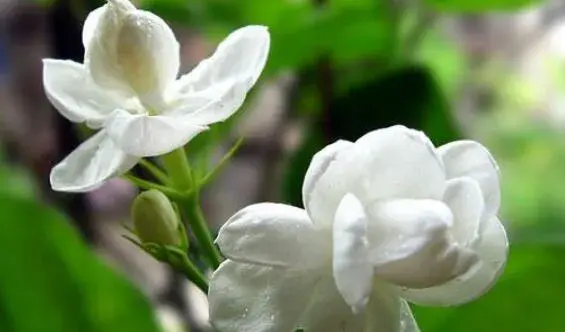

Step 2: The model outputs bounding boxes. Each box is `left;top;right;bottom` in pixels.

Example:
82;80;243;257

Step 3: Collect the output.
43;0;270;192
209;125;508;332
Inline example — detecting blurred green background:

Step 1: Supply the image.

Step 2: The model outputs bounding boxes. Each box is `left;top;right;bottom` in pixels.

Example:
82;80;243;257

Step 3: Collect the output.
0;0;563;331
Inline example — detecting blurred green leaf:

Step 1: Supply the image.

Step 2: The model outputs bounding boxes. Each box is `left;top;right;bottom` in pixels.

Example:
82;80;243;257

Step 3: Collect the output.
282;65;461;205
415;245;565;332
0;195;161;332
329;65;460;144
427;0;543;12
0;148;37;200
142;0;395;75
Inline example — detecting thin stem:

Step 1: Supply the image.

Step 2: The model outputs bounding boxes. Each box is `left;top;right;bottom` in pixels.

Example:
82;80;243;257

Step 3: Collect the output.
184;194;222;269
123;174;185;201
161;148;222;269
200;138;244;186
161;148;193;190
138;159;171;185
178;254;209;294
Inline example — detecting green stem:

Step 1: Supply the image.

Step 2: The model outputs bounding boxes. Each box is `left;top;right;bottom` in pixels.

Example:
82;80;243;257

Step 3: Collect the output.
161;148;222;269
200;138;244;186
184;194;222;269
123;174;184;201
138;159;171;185
161;148;193;190
178;254;209;293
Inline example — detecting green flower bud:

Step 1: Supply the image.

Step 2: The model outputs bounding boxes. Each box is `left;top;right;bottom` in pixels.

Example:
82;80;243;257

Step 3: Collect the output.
132;189;182;246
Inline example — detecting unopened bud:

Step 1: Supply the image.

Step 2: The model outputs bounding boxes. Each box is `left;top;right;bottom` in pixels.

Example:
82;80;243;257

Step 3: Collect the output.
132;189;182;246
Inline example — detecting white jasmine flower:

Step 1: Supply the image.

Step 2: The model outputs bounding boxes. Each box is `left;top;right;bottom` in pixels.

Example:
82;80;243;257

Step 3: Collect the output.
43;0;270;192
209;125;508;332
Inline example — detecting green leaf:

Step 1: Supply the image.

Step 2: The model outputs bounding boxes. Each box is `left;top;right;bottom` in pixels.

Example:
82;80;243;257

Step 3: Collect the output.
414;245;565;332
329;65;460;145
0;195;161;332
282;65;461;205
427;0;543;12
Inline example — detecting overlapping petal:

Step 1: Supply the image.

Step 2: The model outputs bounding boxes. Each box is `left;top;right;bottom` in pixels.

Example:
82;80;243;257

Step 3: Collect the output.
363;282;419;332
42;59;120;128
333;194;373;314
84;0;181;103
170;26;270;125
216;203;327;269
443;177;484;246
82;5;106;49
302;139;353;218
84;1;133;97
438;140;500;217
50;130;138;192
105;109;208;157
366;199;478;289
209;261;322;332
305;126;446;227
114;9;180;102
400;217;508;306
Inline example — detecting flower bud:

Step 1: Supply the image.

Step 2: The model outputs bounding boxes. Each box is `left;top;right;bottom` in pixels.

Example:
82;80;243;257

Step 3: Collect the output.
132;189;182;246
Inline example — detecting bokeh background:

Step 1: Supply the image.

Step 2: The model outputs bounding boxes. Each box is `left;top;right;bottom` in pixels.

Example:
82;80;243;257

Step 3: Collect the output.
0;0;563;331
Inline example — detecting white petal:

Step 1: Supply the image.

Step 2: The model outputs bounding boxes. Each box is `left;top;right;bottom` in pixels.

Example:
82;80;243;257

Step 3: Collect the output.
306;125;446;227
50;130;138;192
438;140;500;218
444;177;484;246
296;276;366;332
398;300;421;332
216;203;326;268
114;9;180;103
367;199;478;289
105;109;208;157
363;282;402;332
208;261;321;332
353;126;446;201
82;5;106;49
333;194;373;314
165;80;249;126
168;26;270;124
42;59;121;128
85;1;134;97
302;139;353;218
401;216;508;306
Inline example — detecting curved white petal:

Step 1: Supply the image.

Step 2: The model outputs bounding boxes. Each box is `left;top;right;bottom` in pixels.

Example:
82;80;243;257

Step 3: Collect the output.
296;275;366;332
169;26;270;125
444;177;484;246
306;126;446;227
367;199;478;289
85;1;134;97
82;5;106;49
438;140;500;218
302;139;353;219
333;194;373;314
363;282;410;332
401;216;508;306
353;126;446;201
165;81;249;125
105;109;208;157
216;203;326;268
209;261;321;332
398;300;421;332
43;59;121;128
50;130;138;192
114;9;180;103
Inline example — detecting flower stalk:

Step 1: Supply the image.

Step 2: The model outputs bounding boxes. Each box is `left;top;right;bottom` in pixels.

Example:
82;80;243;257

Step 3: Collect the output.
161;147;222;269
